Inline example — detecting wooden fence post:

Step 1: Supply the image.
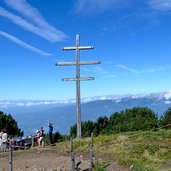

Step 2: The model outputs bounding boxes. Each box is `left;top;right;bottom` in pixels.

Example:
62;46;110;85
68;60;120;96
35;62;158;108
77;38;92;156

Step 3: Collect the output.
9;141;13;171
32;136;34;148
70;137;75;171
89;132;94;170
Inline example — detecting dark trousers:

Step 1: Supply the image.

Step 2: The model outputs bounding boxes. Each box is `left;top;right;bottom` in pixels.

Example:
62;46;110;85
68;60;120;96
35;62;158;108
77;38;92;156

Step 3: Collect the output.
49;133;53;144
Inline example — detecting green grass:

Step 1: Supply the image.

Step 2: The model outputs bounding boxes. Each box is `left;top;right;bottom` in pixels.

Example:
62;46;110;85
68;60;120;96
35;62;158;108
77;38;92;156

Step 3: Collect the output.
93;164;106;171
58;129;171;171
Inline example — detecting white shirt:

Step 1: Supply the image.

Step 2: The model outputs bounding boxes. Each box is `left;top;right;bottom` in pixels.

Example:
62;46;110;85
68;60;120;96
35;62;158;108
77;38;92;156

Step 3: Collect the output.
1;133;7;143
0;132;2;146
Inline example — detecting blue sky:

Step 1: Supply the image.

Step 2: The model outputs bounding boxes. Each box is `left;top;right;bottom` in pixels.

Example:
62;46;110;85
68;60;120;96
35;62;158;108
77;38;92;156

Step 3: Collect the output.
1;0;171;100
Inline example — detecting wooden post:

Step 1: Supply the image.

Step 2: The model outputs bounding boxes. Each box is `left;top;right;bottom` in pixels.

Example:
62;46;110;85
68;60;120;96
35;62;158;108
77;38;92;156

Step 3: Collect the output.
0;150;0;170
32;136;34;148
9;141;13;171
56;34;101;138
90;133;94;170
75;34;81;139
70;137;75;171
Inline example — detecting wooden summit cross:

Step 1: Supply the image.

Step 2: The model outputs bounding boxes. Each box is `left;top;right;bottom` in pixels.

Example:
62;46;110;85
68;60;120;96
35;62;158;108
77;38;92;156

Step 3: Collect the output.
56;34;101;138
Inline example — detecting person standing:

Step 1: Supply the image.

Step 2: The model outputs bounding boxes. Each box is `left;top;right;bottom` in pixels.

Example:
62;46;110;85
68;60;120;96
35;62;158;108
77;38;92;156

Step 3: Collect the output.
48;122;53;144
1;128;7;152
0;130;3;147
35;130;41;147
39;127;45;147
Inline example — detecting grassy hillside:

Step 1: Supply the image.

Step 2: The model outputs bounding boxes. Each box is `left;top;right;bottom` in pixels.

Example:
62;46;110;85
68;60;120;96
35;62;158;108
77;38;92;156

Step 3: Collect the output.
58;129;171;171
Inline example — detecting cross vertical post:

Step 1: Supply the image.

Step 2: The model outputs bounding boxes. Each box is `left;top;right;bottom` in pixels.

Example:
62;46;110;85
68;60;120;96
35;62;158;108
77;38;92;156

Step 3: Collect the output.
76;34;81;138
56;34;101;138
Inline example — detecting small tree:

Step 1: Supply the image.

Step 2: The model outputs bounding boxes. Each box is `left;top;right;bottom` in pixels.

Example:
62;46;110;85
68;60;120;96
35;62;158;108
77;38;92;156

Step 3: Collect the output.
70;121;95;138
70;123;77;138
0;111;23;136
94;116;109;136
53;131;63;142
109;107;158;132
160;107;171;129
82;120;94;137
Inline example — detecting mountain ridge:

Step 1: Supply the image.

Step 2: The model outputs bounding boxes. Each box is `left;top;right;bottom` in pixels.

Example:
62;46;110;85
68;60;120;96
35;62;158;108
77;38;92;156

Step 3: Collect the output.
1;91;171;136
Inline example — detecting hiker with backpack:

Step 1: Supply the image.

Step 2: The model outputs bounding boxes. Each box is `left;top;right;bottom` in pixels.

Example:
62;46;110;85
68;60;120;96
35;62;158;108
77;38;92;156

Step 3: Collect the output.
38;127;45;147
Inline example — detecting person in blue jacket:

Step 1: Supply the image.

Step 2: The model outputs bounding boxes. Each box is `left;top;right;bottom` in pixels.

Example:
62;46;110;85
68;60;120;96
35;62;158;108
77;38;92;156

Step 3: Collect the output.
48;122;53;144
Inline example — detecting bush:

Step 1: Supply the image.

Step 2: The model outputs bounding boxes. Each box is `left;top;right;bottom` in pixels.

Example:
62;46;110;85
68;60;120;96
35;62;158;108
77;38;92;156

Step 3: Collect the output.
0;111;23;136
108;107;158;133
53;131;63;142
160;107;171;129
70;107;158;137
70;120;95;138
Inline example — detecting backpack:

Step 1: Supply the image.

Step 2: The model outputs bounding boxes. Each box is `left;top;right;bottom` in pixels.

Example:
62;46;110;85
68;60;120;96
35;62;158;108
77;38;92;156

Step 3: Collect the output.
40;129;45;137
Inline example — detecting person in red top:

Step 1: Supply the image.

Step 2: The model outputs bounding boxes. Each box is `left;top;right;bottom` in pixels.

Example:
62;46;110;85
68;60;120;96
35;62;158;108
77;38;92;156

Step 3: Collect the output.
35;130;41;147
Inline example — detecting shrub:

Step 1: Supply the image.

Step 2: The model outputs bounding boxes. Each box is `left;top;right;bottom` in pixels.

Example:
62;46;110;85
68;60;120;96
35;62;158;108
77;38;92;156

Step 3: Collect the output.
0;111;23;136
160;107;171;129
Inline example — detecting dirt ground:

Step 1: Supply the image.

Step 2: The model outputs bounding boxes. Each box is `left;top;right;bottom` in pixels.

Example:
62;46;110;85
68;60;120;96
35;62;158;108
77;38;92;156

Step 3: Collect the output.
0;145;132;171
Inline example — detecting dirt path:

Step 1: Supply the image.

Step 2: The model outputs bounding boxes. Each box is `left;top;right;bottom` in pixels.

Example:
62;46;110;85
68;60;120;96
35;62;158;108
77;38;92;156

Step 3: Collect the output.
0;146;131;171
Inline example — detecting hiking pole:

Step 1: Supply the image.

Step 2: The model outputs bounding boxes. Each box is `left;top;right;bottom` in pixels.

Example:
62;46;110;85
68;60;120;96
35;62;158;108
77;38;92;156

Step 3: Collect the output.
89;133;94;171
70;137;75;171
32;136;34;148
9;141;13;171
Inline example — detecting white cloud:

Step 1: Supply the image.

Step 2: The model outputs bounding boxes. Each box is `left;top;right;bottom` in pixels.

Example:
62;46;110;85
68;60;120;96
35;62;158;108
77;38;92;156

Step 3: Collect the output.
115;64;171;74
81;67;91;71
164;100;171;104
81;66;115;78
82;97;94;102
73;0;130;14
100;24;117;34
1;0;66;42
148;0;171;11
16;102;25;106
164;89;171;99
99;96;112;100
115;99;121;103
94;66;116;78
115;64;138;73
0;30;52;56
0;100;63;107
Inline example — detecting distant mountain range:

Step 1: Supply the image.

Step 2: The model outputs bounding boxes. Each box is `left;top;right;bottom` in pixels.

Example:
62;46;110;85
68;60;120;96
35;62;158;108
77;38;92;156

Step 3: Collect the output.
1;91;171;136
